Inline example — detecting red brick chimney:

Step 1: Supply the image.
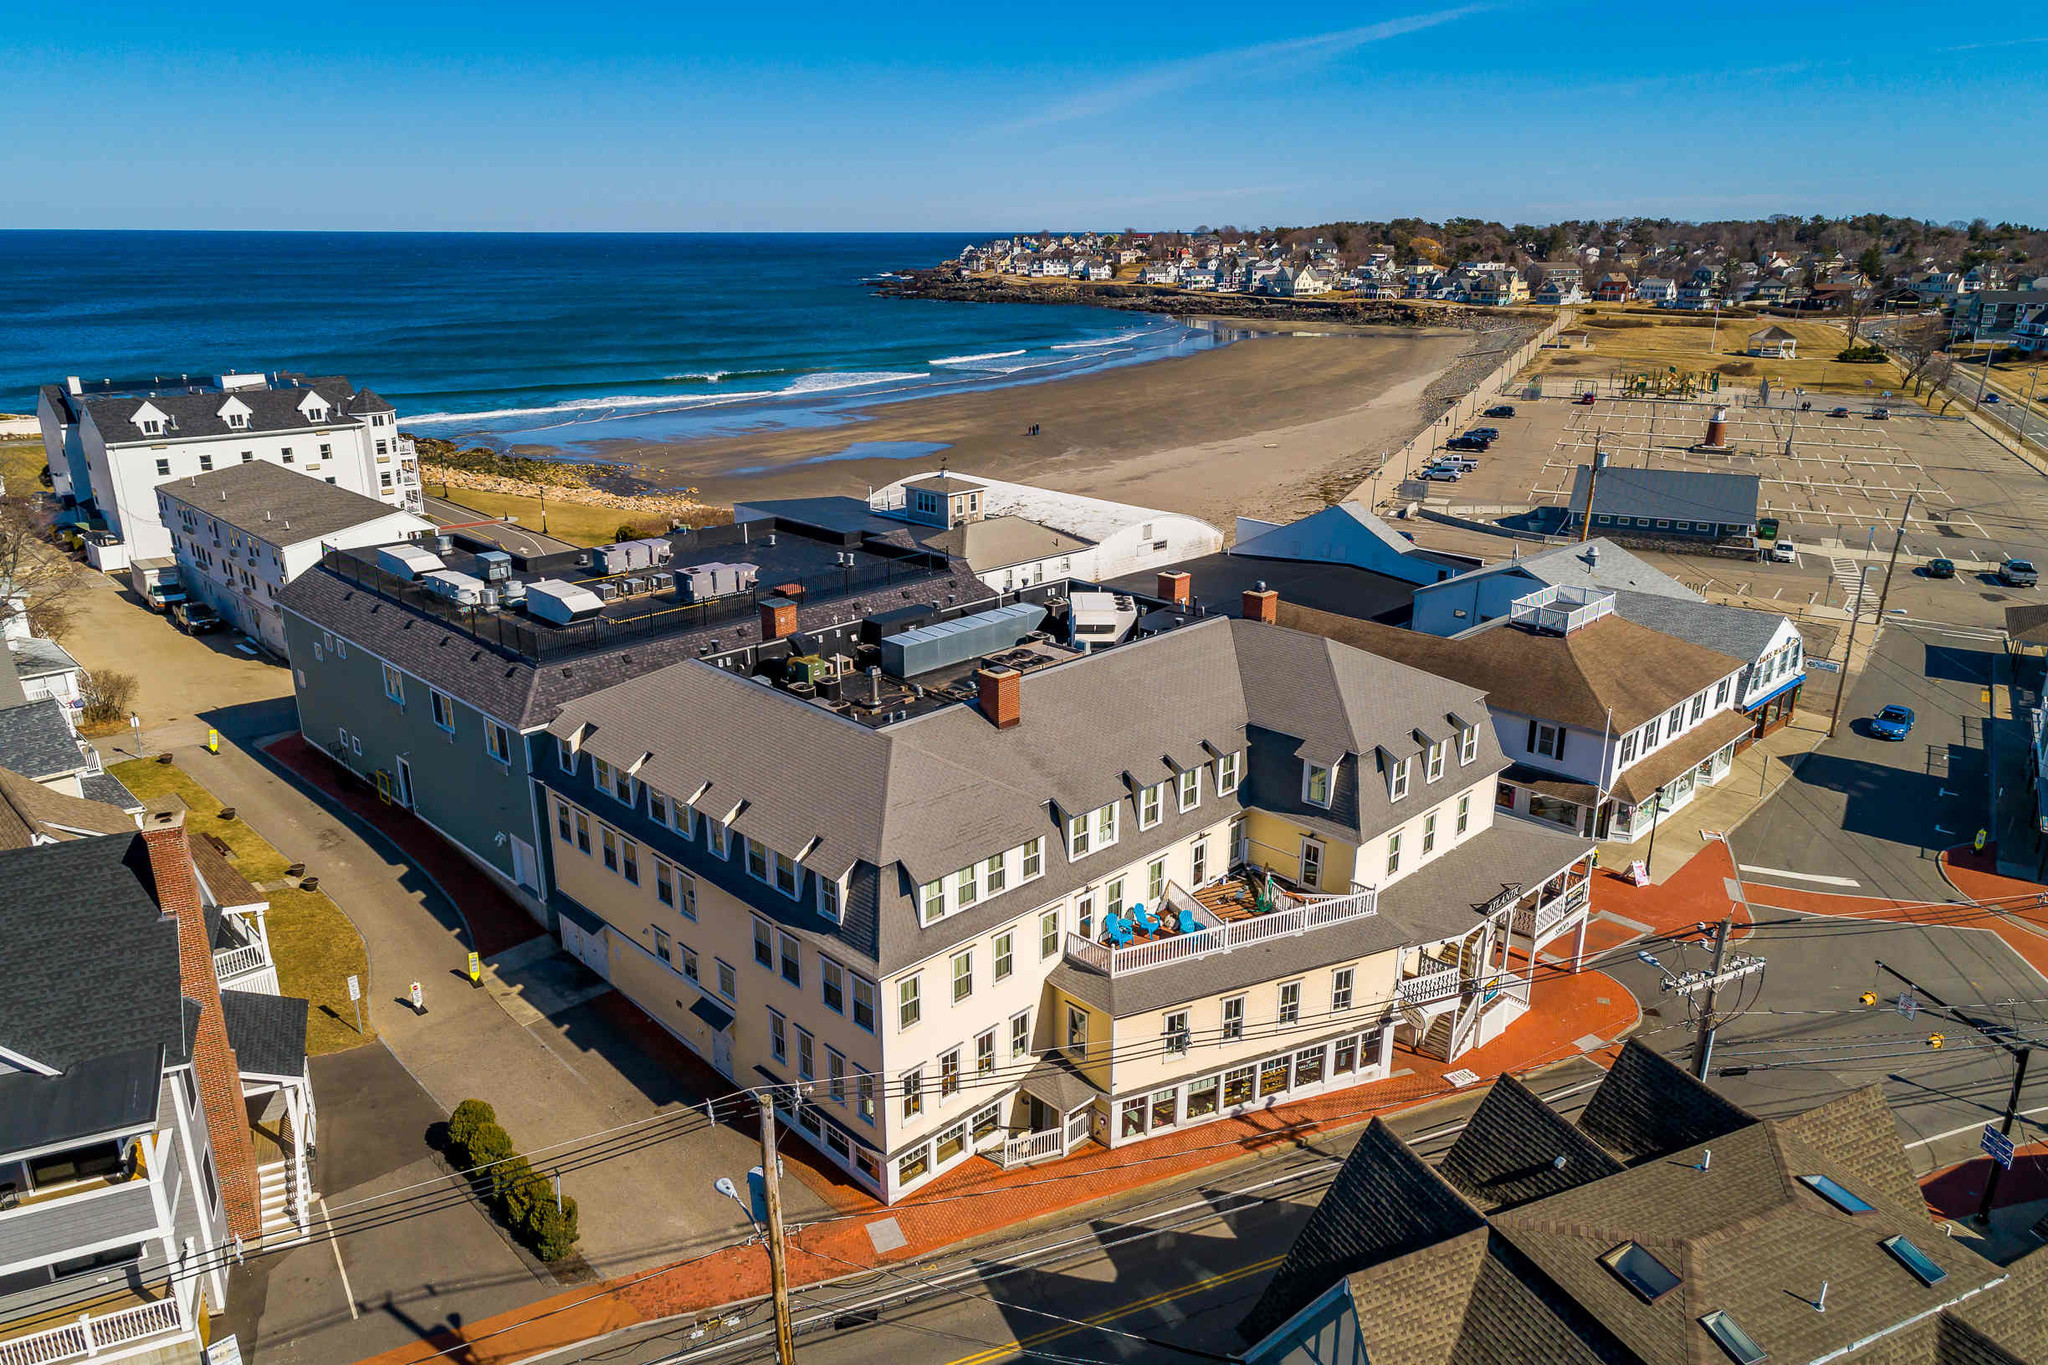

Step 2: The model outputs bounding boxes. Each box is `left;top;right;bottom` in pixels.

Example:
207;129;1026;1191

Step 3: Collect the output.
1242;587;1278;624
1157;571;1191;607
977;666;1021;729
759;596;798;642
143;812;263;1240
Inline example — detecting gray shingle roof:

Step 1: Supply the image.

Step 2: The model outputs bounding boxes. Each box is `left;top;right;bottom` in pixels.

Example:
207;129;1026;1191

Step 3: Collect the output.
79;771;144;812
1432;539;1702;603
1439;1074;1624;1212
1575;1039;1754;1164
7;635;82;682
1605;589;1790;668
1569;465;1761;526
0;766;137;847
157;460;421;547
220;989;308;1080
0;698;89;781
0;1046;164;1155
0;835;184;1073
78;375;373;446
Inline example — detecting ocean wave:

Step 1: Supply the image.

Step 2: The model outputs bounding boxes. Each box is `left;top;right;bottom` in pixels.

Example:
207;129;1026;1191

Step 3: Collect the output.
930;349;1026;365
407;390;781;424
1051;330;1153;351
664;371;727;382
781;370;930;393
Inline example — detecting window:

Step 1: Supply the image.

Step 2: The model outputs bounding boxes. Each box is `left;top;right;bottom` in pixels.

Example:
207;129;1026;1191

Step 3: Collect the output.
1139;783;1163;829
857;1074;876;1124
747;839;770;883
1191;838;1209;886
600;827;619;872
1279;981;1301;1024
1600;1243;1681;1303
484;722;512;765
573;811;591;855
993;930;1014;982
1020;837;1043;880
1715;677;1732;707
817;874;841;921
1620;731;1638;764
1075;891;1095;939
1642;716;1661;749
1459;726;1477;764
155;457;170;476
952;950;973;1002
1529;721;1564;760
975;1030;996;1076
677;870;697;920
898;1146;928;1184
556;799;573;844
1881;1234;1948;1286
1216;750;1241;794
1300;839;1323;889
1147;859;1166;904
852;974;876;1032
920;879;946;923
828;1050;847;1104
1390;757;1411;801
52;1245;144;1281
898;975;922;1029
556;735;576;773
1094;803;1118;850
431;690;454;732
1178;767;1201;811
705;817;729;858
1010;1010;1031;1058
769;1010;788;1062
1422;810;1438;855
797;1029;814;1082
1066;810;1091;858
954;863;979;908
935;1120;966;1162
1222;995;1245;1042
779;932;801;987
1699;1311;1767;1365
1426;741;1445;783
753;919;774;969
984;852;1007;896
773;850;798;898
1386;829;1403;877
1690;692;1706;724
901;1069;923;1118
1105;878;1125;922
1223;1065;1255;1106
1165;1011;1190;1055
1667;704;1685;734
656;859;674;908
281;447;293;463
1798;1173;1875;1214
647;789;668;825
621;837;639;885
1304;762;1333;807
715;959;737;1000
382;663;404;703
821;959;845;1014
1187;1078;1220;1119
1455;793;1470;836
1333;967;1354;1011
1065;1003;1089;1055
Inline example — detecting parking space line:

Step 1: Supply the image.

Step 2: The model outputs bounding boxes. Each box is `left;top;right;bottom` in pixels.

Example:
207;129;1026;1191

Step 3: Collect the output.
321;1197;359;1321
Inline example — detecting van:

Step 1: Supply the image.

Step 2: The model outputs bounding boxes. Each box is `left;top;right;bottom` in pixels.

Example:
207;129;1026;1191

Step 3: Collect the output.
1770;539;1797;564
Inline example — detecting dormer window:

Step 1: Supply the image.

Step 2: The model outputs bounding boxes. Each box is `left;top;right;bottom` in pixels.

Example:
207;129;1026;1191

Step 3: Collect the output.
1304;762;1333;808
1459;725;1477;764
141;419;162;436
1426;741;1445;783
1389;757;1411;802
226;413;246;429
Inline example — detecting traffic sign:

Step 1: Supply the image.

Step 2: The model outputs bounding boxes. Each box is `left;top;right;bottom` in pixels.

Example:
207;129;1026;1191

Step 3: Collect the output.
1982;1124;2016;1170
1810;659;1841;673
346;974;361;1001
1896;990;1918;1020
468;951;482;987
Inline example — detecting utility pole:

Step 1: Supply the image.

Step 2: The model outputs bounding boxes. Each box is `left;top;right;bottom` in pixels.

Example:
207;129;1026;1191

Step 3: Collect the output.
1828;488;1916;737
1694;916;1733;1078
1874;961;2034;1225
1579;443;1606;543
757;1094;798;1364
1870;489;1920;624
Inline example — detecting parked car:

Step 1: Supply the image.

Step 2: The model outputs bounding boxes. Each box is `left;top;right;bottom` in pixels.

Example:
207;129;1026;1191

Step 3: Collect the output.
1423;465;1464;481
1985;393;2002;405
1465;427;1500;440
1870;407;1890;420
1770;539;1798;564
1484;404;1516;418
2000;558;2038;587
1923;557;1956;579
1829;406;1850;418
1868;704;1915;742
1575;392;1597;405
1446;435;1489;452
171;601;222;634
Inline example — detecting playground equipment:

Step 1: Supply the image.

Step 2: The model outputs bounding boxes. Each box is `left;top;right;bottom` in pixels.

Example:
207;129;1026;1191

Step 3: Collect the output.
1612;367;1722;398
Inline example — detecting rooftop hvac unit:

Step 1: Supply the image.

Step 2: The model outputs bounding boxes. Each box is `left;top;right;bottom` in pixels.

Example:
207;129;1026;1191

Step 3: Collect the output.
499;579;528;603
525;578;606;624
474;550;514;582
377;544;445;581
621;577;646;596
433;534;454;556
674;561;759;603
593;541;648;576
879;602;1047;677
419;569;487;607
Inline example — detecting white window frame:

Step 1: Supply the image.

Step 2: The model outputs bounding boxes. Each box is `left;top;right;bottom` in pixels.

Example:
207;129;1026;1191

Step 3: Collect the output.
1390;756;1411;802
1216;750;1241;795
1138;783;1164;830
1304;762;1334;808
1177;766;1201;812
951;949;974;1003
1426;741;1445;783
1020;836;1044;881
817;873;843;922
1459;726;1477;764
1333;967;1354;1011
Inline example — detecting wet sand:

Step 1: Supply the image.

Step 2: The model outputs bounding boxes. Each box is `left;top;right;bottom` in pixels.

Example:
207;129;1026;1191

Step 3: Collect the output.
568;325;1476;533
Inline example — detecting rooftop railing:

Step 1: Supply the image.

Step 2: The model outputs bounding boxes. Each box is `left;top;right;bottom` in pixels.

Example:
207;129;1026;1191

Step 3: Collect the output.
1064;884;1378;979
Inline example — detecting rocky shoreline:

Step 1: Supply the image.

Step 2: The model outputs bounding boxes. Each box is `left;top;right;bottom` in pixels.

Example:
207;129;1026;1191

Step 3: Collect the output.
873;269;1516;329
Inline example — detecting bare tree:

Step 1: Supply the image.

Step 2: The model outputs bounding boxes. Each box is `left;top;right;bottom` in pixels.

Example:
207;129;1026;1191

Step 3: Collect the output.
1889;315;1949;394
1840;288;1878;346
0;493;83;643
80;669;137;728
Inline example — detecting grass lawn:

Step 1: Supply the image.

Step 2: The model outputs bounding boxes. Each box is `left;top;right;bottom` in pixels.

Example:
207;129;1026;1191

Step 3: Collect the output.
111;758;376;1054
425;483;663;547
1529;315;1906;396
1;437;47;494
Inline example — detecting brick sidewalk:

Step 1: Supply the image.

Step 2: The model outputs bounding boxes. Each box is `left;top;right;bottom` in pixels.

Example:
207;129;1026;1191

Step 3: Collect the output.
350;967;1640;1365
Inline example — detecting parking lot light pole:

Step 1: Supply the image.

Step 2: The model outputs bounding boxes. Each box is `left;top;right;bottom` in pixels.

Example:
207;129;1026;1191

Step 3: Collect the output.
1827;563;1877;739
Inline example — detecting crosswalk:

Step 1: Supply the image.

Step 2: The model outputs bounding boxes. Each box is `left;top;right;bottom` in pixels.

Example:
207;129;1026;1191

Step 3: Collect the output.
1828;556;1873;613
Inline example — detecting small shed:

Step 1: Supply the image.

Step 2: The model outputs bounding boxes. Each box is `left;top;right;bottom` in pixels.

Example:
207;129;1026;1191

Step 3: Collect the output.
1746;325;1798;359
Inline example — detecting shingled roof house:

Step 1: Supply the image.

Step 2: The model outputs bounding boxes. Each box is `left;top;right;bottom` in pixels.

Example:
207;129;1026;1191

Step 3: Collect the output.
1239;1040;2048;1365
0;814;316;1365
35;371;423;568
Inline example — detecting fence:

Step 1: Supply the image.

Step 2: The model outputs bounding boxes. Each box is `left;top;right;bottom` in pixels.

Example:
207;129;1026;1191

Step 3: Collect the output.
0;1297;186;1365
1063;887;1379;978
1351;310;1574;506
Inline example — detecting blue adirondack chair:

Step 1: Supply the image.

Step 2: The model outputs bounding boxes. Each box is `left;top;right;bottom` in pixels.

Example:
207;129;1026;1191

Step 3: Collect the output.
1103;914;1133;947
1176;904;1200;934
1133;902;1161;934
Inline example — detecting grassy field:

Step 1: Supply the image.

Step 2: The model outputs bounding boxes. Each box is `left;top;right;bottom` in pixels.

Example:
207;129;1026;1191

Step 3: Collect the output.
426;483;667;547
1527;315;1907;397
0;436;46;493
112;758;376;1055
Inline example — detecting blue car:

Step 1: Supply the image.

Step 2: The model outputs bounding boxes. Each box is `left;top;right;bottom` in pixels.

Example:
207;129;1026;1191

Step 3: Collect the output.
1869;704;1915;741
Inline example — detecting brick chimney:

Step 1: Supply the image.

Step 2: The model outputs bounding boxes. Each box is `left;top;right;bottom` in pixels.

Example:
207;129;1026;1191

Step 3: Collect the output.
142;812;263;1239
758;596;798;642
1157;571;1191;607
976;666;1021;729
1242;585;1278;624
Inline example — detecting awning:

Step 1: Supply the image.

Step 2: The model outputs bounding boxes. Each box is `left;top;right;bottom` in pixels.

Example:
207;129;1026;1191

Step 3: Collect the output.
690;995;735;1032
1608;710;1754;806
1020;1052;1101;1115
1744;673;1804;709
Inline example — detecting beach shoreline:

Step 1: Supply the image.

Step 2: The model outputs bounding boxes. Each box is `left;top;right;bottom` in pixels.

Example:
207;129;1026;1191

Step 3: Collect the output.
511;320;1526;534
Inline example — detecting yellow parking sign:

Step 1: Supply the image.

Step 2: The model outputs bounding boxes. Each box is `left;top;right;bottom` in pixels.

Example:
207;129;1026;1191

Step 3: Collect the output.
468;951;482;987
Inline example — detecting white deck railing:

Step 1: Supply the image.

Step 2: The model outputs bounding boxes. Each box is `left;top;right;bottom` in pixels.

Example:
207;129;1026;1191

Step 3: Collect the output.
1512;881;1590;941
212;942;269;982
1064;887;1378;978
995;1128;1065;1169
1399;964;1462;1006
0;1297;186;1365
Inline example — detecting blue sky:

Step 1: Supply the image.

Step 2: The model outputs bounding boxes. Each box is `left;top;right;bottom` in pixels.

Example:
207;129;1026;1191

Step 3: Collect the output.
4;0;2042;231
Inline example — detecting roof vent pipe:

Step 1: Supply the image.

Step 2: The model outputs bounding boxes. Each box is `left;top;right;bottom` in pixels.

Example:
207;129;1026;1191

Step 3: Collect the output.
868;666;883;707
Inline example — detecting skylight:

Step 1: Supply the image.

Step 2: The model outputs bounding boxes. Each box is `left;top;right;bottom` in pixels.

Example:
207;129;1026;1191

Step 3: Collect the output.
1797;1173;1875;1215
1701;1310;1768;1364
1881;1234;1948;1287
1599;1242;1681;1303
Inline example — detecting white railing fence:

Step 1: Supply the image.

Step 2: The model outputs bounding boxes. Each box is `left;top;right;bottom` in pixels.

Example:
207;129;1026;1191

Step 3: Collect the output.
1513;880;1591;941
996;1128;1063;1169
1066;887;1379;978
212;943;268;981
0;1297;186;1365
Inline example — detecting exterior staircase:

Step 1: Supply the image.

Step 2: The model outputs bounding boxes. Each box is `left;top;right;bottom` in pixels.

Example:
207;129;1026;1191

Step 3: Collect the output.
256;1159;310;1244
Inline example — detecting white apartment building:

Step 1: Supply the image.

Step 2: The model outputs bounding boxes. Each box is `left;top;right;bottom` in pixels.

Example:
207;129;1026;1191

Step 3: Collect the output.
156;462;433;655
36;371;424;568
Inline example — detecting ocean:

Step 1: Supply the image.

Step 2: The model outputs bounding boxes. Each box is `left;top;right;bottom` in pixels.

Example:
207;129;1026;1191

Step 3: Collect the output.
0;232;1220;455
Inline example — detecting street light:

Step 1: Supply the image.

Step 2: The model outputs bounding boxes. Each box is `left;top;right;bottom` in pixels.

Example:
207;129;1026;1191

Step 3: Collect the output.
1644;783;1669;878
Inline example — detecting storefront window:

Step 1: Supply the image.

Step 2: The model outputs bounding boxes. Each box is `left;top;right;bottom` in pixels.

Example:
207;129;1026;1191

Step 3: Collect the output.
1527;794;1580;829
1187;1078;1221;1119
1259;1056;1291;1099
936;1122;967;1164
1294;1045;1326;1088
1151;1088;1179;1130
1223;1067;1255;1107
1120;1097;1147;1139
898;1146;929;1184
1333;1037;1358;1075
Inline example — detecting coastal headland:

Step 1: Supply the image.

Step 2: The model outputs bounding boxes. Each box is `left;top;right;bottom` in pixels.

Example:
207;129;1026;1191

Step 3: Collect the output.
550;320;1516;532
875;268;1472;327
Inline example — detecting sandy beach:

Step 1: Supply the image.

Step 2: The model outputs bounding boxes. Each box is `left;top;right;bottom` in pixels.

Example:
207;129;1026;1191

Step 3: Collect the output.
569;324;1480;533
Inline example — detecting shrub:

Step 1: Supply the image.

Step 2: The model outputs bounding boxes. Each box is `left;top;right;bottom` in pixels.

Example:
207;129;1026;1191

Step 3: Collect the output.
465;1121;515;1174
527;1196;580;1262
490;1154;535;1212
448;1099;497;1161
1836;345;1886;363
80;670;137;727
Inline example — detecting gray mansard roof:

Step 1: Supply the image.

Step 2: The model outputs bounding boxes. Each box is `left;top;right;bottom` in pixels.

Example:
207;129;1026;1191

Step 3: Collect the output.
76;375;383;446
